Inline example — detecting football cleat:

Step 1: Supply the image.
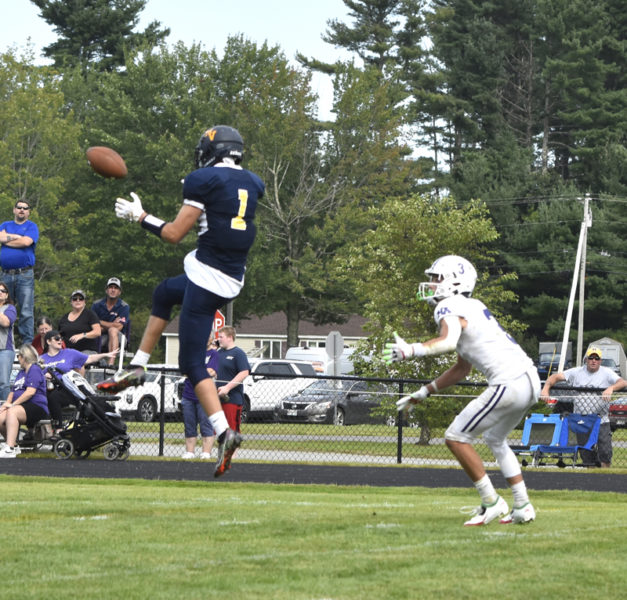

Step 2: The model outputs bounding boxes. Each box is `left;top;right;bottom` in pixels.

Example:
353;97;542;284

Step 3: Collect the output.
500;502;536;524
463;496;509;526
214;429;243;478
97;366;146;394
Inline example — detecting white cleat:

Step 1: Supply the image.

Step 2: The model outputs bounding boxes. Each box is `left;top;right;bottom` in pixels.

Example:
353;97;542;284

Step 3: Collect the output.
500;502;536;524
464;496;509;526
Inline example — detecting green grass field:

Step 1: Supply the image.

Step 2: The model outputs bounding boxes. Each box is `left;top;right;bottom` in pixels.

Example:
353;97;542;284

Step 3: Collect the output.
3;475;625;599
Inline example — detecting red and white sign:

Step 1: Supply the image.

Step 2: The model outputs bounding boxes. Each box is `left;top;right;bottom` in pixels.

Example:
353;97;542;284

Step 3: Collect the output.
213;309;225;333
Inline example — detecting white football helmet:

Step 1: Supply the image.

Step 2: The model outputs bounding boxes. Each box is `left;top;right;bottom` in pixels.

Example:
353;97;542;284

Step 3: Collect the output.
417;255;477;305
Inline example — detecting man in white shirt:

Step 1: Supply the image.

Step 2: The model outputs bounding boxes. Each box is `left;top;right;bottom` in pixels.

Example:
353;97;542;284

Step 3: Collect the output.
542;346;627;468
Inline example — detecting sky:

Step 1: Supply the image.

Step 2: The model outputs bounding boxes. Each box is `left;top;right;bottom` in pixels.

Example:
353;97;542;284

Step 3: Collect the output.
1;0;352;119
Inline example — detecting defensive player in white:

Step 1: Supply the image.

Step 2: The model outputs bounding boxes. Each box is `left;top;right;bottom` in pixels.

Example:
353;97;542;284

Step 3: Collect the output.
383;255;540;526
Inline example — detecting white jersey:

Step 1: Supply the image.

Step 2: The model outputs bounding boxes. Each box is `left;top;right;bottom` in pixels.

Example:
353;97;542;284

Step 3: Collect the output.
433;295;534;385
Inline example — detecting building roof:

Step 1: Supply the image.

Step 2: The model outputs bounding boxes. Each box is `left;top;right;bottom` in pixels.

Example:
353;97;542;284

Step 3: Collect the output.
164;312;369;338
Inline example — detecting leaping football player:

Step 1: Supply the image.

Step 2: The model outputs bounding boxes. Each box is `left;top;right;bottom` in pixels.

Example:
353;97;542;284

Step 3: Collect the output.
383;255;539;526
98;125;264;478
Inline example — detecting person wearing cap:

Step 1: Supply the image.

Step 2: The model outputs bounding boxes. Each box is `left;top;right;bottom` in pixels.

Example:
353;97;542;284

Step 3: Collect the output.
91;277;130;366
40;330;117;428
0;200;39;345
57;290;101;354
541;346;627;468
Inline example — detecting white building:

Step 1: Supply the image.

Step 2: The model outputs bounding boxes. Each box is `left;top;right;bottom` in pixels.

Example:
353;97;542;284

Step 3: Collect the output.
162;312;368;364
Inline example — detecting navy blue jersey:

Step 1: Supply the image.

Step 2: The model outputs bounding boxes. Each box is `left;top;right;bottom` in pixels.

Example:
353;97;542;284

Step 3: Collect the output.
183;165;264;280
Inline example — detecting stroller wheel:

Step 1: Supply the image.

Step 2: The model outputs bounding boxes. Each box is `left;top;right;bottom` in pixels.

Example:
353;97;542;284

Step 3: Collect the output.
117;447;130;461
103;444;120;461
54;438;75;460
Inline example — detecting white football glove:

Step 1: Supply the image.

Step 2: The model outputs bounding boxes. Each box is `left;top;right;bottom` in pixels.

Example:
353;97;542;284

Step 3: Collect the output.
383;331;426;363
396;385;430;413
115;192;144;222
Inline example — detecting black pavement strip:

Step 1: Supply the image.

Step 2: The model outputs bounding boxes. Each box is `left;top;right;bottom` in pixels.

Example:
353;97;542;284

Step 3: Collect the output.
0;459;624;493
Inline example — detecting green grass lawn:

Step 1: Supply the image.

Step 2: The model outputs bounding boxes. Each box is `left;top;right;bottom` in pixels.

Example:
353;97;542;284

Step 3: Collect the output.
3;475;625;599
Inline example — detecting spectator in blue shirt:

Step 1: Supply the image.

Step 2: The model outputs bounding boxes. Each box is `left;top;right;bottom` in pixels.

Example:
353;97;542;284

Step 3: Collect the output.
0;200;39;345
91;277;130;366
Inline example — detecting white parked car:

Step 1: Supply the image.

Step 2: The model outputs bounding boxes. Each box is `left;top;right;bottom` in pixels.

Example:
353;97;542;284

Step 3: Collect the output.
85;366;184;422
242;359;317;422
117;370;185;422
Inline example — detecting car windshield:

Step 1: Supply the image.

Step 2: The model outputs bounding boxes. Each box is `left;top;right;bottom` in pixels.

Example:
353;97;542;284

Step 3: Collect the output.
539;353;560;362
300;379;351;396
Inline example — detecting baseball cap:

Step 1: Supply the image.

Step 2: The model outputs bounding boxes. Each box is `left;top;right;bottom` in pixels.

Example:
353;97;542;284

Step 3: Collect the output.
585;347;602;359
107;277;122;288
71;289;85;299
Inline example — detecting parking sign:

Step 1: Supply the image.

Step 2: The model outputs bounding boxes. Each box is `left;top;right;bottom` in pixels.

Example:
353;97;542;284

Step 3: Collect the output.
213;309;225;332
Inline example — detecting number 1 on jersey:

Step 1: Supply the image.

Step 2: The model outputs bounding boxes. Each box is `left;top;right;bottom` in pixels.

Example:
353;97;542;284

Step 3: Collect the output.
231;189;248;230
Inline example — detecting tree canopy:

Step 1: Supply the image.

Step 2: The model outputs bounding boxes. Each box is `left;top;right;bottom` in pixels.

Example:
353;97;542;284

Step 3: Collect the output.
1;0;625;357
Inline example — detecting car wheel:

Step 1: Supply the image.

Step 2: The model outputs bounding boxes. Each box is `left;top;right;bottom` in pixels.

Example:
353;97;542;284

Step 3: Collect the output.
334;407;346;426
136;396;157;422
241;398;250;423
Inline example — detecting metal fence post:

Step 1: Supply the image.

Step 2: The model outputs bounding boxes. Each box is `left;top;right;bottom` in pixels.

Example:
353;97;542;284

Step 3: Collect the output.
158;368;166;457
397;381;404;463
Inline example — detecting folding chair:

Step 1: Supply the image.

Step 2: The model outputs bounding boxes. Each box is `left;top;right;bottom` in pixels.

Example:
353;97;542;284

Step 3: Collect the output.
533;413;601;468
510;413;563;467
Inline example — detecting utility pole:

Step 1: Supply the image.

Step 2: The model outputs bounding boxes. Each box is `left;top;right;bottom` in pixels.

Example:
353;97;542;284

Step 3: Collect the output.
576;195;592;366
559;196;592;372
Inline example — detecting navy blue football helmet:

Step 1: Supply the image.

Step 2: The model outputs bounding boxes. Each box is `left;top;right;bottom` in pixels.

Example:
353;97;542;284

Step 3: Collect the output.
194;125;244;168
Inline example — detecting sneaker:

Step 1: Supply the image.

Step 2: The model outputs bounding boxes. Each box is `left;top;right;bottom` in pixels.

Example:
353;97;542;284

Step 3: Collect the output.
500;502;536;524
181;451;195;459
0;445;19;458
97;366;146;394
214;429;243;478
199;452;212;460
463;496;509;526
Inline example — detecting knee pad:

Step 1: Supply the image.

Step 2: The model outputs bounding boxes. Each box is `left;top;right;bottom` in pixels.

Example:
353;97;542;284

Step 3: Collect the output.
445;423;474;444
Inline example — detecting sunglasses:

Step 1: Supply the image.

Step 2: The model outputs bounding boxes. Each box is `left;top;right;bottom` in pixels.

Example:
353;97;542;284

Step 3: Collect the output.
0;289;8;294
587;356;601;361
50;335;62;342
71;296;85;301
15;205;30;211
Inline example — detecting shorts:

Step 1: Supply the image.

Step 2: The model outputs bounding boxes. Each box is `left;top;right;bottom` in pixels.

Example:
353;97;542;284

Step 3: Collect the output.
222;402;242;432
445;369;540;445
181;397;214;438
21;401;50;428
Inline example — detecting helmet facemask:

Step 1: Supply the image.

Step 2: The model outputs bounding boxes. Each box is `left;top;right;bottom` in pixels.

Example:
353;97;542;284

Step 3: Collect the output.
417;256;477;305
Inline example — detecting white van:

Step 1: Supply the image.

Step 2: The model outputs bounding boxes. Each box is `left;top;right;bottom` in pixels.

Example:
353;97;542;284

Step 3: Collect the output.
284;346;355;375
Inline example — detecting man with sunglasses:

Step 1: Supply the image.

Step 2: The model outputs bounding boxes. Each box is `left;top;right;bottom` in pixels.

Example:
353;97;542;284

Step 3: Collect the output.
0;201;39;345
541;346;627;468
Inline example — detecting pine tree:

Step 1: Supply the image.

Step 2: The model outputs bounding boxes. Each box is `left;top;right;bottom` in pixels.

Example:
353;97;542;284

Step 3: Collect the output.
31;0;169;71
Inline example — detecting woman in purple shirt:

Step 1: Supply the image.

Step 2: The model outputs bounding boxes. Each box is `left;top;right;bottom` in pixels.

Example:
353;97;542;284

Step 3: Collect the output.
0;344;48;457
40;330;116;428
0;283;17;401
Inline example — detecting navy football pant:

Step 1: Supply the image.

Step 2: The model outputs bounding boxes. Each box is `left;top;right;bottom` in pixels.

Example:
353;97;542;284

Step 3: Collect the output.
151;273;228;387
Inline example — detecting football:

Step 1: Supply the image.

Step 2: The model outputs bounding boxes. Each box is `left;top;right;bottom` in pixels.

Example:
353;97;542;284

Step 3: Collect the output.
86;146;128;179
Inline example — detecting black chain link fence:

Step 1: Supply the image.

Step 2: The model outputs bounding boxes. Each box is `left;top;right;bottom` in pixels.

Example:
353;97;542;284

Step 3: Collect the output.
83;367;627;469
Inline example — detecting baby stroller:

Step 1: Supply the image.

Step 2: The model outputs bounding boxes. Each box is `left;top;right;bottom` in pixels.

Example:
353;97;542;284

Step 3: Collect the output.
47;368;131;460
